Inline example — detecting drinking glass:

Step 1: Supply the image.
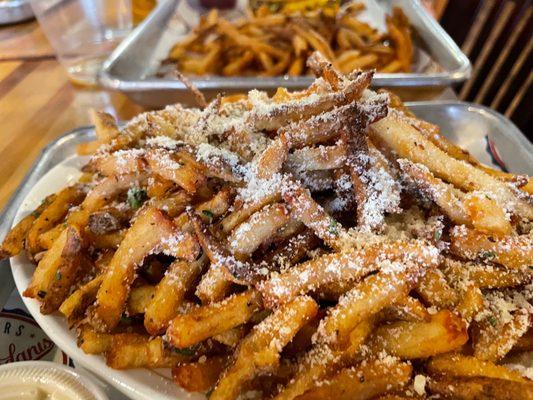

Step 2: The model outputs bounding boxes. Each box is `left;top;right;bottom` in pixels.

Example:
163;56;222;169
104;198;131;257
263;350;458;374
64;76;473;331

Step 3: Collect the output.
29;0;133;86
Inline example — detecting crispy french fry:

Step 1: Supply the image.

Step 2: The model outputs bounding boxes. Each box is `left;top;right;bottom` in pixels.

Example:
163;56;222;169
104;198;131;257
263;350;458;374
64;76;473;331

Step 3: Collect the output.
260;241;439;308
89;207;177;331
318;263;422;347
450;226;533;269
228;203;290;257
172;356;228;393
0;193;56;259
273;319;375;400
427;353;527;383
127;285;156;315
60;274;103;327
210;296;318;400
415;267;458;309
473;310;530;362
24;226;88;314
77;325;113;354
369;310;468;358
427;376;533;400
166;289;262;349
106;335;190;369
26;186;85;255
144;258;206;335
297;358;412;400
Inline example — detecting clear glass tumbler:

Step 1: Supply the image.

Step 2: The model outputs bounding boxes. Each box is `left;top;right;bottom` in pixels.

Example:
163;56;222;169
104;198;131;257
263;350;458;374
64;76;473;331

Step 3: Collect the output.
29;0;133;86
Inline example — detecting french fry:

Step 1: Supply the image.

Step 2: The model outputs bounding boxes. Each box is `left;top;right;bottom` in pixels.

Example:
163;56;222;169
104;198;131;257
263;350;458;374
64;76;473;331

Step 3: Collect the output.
24;226;88;314
127;285;156;315
166;289;262;349
450;226;533;269
0;193;56;259
260;241;439;308
144;257;206;335
318;263;422;347
443;258;532;289
473;309;530;362
210;296;318;400
228;203;290;257
60;274;103;327
145;149;206;193
172;356;228;393
370;113;533;219
273;319;375;400
427;376;533;400
369;310;468;358
77;325;113;354
106;335;190;369
26;186;85;255
282;181;346;250
298;358;412;400
89;207;177;331
427;353;528;383
415;267;458;309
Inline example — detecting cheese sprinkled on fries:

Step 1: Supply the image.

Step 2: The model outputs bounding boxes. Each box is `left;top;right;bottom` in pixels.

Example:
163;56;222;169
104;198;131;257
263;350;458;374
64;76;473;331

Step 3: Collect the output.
2;52;532;399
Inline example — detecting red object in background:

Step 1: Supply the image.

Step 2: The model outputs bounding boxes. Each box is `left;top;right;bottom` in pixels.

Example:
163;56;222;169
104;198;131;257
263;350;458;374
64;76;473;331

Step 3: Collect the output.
199;0;236;8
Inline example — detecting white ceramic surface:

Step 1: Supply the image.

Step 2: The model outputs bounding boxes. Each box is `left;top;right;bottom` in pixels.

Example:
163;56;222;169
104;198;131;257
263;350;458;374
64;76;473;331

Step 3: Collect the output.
10;155;204;400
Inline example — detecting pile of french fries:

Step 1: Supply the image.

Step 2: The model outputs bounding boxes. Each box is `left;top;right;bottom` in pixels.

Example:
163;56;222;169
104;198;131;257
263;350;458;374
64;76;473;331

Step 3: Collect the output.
2;52;532;399
162;2;413;77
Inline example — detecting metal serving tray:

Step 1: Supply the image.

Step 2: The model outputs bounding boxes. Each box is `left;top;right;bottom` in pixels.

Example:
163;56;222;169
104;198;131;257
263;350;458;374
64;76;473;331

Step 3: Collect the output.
1;102;531;307
100;0;471;108
0;0;34;25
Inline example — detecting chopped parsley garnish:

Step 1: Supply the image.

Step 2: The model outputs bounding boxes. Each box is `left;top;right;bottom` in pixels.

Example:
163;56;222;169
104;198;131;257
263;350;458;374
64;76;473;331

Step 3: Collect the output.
37;290;47;299
480;251;496;260
434;230;442;241
487;315;497;327
173;346;197;356
328;218;338;236
202;209;215;221
127;187;147;209
120;315;134;325
55;271;62;280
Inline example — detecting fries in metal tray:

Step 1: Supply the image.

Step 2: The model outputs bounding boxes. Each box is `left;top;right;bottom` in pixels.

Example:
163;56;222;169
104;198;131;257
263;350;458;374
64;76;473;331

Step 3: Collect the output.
161;2;414;78
3;52;532;399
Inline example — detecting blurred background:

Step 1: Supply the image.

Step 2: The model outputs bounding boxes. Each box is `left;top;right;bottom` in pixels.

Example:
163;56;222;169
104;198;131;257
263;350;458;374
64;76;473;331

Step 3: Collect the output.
433;0;531;135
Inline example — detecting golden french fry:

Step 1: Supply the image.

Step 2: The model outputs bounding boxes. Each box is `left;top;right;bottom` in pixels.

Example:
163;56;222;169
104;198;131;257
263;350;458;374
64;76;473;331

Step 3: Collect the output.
172;356;228;393
427;353;528;383
0;193;56;259
260;241;439;308
127;285;156;315
89;207;177;331
427;376;533;400
369;310;468;358
144;258;205;335
24;226;88;314
210;296;318;400
298;358;412;400
166;289;262;349
26;186;85;255
106;335;190;369
228;203;290;257
450;226;533;269
473;309;530;362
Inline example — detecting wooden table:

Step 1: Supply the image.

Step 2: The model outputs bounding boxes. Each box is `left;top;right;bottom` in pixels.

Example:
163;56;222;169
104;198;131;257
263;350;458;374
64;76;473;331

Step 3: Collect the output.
0;21;144;210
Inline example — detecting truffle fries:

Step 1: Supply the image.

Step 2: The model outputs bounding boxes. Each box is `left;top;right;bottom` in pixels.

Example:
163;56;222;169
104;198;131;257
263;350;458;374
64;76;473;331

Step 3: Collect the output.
2;52;532;399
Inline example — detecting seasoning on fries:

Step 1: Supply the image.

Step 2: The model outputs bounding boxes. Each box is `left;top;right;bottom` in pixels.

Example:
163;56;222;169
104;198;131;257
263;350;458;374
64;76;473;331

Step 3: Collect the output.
2;52;532;399
161;2;414;77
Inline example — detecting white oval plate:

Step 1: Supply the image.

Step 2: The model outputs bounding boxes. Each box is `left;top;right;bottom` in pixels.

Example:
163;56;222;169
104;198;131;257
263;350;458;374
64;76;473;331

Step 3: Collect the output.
10;155;204;400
